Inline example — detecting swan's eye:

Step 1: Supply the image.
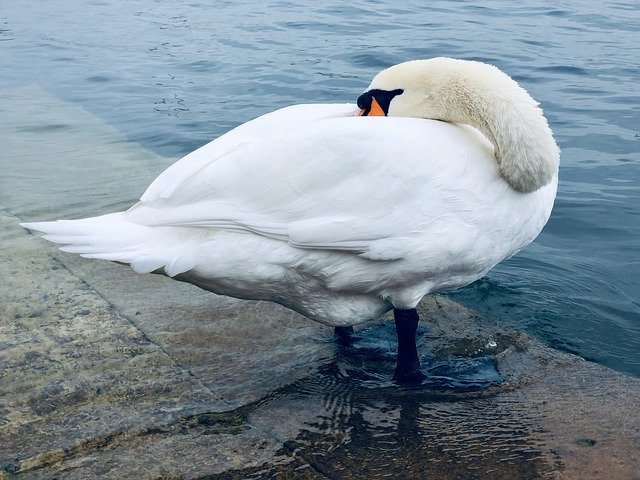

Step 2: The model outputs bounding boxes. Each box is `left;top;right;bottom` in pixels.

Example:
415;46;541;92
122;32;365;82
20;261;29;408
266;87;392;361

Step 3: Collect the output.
357;89;404;116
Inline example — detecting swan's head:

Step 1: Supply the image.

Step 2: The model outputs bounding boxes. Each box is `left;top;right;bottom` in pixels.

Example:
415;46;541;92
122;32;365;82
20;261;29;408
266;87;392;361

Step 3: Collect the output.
357;59;438;118
357;57;560;193
358;57;506;121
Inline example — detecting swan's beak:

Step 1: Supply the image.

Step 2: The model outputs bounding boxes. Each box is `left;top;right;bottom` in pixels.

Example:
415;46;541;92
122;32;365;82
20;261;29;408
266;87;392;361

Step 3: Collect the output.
358;97;385;117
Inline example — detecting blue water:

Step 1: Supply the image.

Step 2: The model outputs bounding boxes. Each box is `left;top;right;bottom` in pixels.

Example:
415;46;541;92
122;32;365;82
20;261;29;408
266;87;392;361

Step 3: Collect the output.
1;0;639;376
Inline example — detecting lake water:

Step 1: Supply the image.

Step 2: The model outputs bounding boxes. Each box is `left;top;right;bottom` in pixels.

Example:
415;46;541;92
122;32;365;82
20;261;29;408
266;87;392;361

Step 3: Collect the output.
1;0;638;378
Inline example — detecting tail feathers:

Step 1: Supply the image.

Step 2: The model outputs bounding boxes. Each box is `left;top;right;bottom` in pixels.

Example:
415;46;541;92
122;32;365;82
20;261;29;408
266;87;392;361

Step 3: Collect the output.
21;212;198;277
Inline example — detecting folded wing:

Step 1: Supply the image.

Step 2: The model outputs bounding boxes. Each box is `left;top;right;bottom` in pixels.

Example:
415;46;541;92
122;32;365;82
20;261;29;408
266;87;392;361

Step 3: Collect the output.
126;107;501;261
25;104;504;277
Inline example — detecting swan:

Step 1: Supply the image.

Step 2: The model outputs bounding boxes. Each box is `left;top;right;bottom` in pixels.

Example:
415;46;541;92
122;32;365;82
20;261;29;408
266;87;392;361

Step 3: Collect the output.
22;58;559;382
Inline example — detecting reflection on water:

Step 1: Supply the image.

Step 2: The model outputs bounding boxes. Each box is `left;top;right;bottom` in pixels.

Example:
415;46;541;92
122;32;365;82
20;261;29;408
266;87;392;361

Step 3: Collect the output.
266;395;552;479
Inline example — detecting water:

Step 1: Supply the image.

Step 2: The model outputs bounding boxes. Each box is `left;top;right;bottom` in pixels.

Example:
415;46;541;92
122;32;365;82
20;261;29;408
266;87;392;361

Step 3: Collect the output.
1;0;639;392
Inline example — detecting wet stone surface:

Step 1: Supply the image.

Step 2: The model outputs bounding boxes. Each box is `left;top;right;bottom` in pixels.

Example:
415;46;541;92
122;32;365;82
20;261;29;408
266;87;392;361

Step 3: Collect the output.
1;213;639;479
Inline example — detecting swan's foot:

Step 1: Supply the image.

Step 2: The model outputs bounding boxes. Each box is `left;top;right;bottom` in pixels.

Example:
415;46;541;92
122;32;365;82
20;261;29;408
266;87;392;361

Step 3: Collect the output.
334;325;355;346
393;308;425;384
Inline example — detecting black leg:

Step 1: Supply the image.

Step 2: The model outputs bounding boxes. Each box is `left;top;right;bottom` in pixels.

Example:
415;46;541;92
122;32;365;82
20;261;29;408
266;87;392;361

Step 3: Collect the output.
393;308;424;383
334;325;354;346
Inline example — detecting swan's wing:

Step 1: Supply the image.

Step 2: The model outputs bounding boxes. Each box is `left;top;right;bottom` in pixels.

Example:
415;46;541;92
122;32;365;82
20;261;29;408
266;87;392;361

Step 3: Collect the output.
141;103;358;202
128;112;501;260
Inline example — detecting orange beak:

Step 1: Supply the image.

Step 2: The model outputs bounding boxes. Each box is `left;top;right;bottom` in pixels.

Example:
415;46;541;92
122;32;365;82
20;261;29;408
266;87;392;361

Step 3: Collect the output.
357;97;386;117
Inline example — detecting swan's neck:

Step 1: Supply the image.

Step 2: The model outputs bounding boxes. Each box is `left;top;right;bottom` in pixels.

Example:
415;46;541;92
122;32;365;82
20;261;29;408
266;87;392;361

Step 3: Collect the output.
446;67;560;192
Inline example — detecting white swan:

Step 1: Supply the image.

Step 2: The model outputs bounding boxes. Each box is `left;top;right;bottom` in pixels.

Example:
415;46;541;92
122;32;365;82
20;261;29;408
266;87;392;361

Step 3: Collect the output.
23;58;559;381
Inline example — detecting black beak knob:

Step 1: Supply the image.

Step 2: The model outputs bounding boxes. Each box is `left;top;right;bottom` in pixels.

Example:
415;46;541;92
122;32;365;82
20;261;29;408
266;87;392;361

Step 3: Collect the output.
356;88;404;116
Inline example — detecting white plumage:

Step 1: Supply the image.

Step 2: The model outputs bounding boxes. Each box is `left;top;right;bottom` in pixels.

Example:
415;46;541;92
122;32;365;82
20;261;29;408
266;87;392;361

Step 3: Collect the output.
23;58;559;327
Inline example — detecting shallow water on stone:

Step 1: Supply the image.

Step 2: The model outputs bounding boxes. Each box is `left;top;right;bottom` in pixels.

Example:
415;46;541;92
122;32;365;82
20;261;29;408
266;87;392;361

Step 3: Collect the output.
321;324;503;391
227;390;556;479
148;316;569;479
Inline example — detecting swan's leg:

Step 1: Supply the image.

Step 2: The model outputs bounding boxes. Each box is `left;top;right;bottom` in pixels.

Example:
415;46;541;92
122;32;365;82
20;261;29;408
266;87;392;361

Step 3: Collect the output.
334;325;354;346
394;308;424;382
